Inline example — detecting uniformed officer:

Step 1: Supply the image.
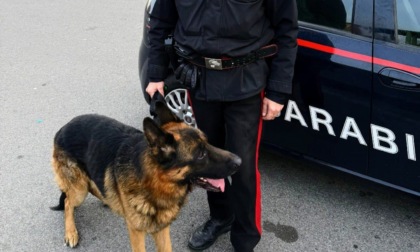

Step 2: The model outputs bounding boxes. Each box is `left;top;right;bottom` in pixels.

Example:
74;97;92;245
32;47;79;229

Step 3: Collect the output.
145;1;298;251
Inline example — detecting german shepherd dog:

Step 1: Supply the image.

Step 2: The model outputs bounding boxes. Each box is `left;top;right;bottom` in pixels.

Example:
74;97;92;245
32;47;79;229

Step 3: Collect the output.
51;102;241;252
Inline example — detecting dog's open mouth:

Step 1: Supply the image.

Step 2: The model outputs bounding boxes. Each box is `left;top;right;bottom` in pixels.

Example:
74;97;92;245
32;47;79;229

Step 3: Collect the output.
192;177;227;192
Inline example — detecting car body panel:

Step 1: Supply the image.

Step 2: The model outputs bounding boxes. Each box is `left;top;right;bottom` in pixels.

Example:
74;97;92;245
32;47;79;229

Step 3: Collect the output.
263;0;374;176
369;0;420;193
262;29;373;176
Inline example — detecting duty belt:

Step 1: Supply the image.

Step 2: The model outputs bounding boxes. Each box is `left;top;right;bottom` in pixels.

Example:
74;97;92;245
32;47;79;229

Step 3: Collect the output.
187;44;278;70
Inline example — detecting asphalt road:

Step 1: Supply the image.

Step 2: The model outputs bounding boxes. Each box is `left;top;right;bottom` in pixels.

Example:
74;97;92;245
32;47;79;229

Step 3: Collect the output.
0;1;419;252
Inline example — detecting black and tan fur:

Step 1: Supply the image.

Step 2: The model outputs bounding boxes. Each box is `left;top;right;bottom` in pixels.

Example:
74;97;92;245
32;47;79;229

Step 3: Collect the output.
51;102;241;252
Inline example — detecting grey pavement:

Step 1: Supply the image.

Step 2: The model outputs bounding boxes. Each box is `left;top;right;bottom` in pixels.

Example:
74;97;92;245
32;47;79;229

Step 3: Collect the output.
0;1;419;252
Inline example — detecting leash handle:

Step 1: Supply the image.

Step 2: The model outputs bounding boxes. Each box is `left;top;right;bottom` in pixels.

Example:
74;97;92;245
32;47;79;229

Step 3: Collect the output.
149;92;166;117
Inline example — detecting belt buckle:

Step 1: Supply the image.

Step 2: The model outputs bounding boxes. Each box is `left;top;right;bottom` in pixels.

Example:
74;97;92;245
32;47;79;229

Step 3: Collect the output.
204;58;223;70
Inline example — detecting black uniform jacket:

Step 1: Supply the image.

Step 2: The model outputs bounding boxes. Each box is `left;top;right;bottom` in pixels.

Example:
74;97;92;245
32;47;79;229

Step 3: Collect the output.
147;0;298;103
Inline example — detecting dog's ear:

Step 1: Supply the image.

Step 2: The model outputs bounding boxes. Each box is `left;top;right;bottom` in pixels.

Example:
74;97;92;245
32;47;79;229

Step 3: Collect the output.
154;101;182;125
143;118;176;164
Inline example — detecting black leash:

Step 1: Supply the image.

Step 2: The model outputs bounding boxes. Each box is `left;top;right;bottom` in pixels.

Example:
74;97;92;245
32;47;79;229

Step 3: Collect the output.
149;92;166;118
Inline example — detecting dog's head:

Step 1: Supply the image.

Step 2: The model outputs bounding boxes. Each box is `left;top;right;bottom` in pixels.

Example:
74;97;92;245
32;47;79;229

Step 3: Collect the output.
143;102;241;192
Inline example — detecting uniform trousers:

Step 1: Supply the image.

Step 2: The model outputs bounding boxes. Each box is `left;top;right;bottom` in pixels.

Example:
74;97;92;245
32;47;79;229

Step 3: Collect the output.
189;92;264;252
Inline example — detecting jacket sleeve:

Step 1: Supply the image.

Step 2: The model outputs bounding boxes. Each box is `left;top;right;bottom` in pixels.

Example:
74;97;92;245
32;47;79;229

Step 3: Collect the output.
265;0;298;104
147;0;178;82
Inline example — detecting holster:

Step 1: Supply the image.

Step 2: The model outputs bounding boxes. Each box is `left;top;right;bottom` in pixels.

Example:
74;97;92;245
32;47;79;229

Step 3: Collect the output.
173;43;201;90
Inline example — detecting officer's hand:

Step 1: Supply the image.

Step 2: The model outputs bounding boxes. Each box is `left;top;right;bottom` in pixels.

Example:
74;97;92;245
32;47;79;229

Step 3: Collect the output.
146;81;165;98
262;97;284;120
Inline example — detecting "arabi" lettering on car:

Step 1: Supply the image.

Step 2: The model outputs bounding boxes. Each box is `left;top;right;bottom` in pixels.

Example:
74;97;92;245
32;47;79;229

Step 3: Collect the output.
284;100;417;161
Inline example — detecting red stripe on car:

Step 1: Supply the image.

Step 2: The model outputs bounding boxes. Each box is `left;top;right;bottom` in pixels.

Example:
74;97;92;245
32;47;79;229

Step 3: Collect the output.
298;39;420;74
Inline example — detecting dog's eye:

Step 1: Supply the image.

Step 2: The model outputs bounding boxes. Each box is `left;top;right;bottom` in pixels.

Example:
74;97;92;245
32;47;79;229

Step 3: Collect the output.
197;150;207;160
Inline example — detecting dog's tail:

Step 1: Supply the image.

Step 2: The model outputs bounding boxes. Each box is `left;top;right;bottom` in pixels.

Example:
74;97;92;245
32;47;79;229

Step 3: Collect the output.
50;192;66;211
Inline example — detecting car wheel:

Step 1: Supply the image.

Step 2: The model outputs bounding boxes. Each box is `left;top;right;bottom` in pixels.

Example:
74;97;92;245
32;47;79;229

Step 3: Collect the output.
164;88;196;128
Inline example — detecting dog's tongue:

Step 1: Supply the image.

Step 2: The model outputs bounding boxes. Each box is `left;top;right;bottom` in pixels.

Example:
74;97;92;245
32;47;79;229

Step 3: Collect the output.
206;178;225;192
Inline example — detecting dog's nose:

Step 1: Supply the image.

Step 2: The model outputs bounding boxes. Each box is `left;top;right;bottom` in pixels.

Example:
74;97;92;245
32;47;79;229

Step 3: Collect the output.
231;155;242;168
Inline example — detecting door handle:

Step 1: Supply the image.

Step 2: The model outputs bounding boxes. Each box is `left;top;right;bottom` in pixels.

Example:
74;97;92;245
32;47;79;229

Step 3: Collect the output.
379;68;420;90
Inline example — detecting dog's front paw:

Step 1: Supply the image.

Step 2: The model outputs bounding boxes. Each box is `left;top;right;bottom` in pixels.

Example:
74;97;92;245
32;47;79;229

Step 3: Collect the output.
64;229;79;248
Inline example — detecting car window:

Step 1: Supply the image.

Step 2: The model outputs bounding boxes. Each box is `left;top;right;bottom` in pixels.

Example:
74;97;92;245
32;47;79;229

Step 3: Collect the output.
396;0;420;47
297;0;354;32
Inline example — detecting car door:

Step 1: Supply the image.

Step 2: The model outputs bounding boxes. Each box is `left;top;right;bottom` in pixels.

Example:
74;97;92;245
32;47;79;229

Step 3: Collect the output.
369;0;420;194
263;0;374;175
